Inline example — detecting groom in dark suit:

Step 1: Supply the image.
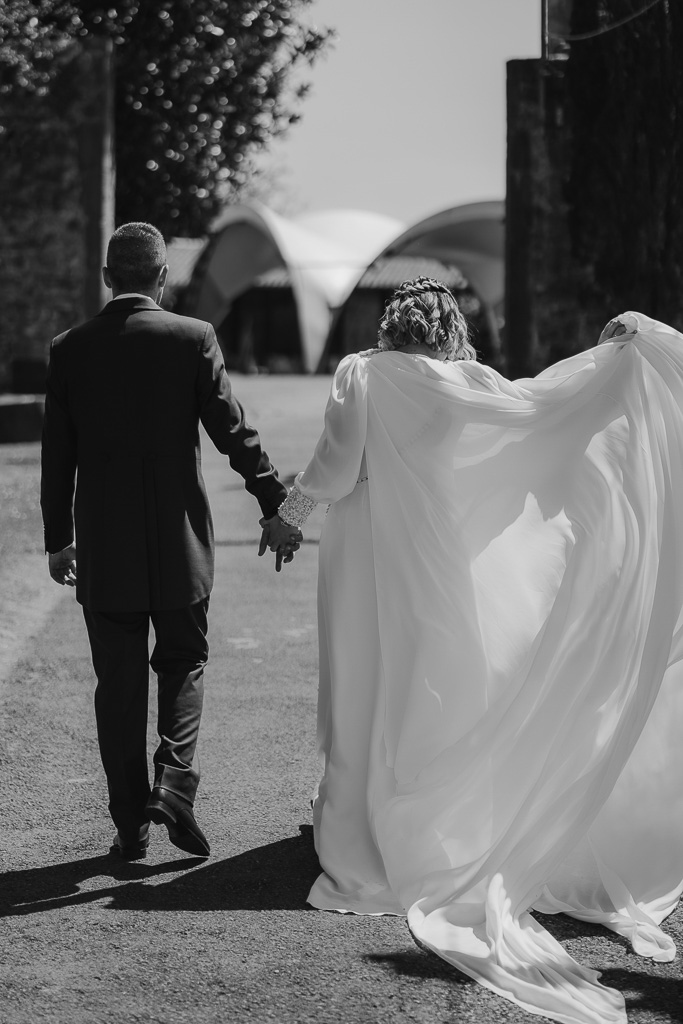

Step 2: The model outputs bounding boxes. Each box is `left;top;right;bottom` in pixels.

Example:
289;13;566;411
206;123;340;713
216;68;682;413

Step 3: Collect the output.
41;222;299;860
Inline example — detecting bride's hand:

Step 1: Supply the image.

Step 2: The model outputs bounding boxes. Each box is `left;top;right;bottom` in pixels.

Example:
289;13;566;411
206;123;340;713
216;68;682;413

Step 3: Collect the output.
598;314;638;345
258;515;302;572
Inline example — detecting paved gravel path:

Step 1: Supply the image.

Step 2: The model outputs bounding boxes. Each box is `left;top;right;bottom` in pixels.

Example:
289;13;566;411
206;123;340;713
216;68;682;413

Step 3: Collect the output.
0;375;680;1024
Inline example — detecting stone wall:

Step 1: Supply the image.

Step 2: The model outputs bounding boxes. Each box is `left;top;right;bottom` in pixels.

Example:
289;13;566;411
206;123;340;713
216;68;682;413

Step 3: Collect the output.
505;59;602;378
506;24;683;378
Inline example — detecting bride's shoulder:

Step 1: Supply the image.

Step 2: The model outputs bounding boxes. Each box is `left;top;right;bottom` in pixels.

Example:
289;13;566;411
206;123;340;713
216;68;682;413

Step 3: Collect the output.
333;349;378;378
334;351;368;372
330;351;372;396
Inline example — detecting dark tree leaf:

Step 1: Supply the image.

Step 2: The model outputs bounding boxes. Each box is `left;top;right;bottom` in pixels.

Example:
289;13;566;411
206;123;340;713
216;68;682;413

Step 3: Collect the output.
0;0;333;235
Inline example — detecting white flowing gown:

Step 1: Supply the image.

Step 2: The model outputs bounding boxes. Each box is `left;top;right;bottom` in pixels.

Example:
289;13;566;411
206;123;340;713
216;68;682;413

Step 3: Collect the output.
291;312;683;1024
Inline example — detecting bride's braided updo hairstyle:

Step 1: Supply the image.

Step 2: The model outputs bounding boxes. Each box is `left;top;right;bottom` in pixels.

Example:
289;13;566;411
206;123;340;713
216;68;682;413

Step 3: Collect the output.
378;276;476;361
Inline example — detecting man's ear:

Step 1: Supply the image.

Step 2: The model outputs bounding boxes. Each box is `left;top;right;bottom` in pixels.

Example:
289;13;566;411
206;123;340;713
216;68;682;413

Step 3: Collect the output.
102;266;112;289
159;264;169;289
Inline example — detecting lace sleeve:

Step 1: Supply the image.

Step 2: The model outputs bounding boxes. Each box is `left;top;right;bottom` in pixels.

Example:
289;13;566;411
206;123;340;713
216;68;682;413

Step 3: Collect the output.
278;484;317;529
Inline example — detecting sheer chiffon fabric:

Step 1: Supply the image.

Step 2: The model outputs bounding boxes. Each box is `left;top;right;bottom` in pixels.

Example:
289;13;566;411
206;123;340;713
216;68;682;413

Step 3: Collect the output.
297;313;683;1024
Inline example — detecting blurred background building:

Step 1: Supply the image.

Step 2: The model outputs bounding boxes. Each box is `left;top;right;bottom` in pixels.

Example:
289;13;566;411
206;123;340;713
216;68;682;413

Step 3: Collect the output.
166;200;504;373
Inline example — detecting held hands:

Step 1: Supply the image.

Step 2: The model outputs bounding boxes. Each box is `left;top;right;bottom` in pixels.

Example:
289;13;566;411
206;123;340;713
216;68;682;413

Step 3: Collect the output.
258;515;303;572
48;543;77;587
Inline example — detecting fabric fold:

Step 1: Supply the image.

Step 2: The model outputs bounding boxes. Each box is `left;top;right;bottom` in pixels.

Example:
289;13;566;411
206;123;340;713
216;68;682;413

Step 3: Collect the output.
304;313;683;1024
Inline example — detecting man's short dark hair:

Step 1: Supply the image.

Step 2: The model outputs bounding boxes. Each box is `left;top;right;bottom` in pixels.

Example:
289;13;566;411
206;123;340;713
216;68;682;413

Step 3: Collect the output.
106;222;167;291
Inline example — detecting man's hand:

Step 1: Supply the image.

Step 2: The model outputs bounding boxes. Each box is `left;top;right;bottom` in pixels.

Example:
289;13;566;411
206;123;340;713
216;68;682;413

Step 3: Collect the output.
258;515;302;572
48;543;77;586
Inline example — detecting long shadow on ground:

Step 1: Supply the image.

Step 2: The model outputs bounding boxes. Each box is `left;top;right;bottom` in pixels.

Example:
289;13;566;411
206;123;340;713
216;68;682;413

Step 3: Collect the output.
369;953;683;1022
4;827;681;1022
368;920;683;1023
0;825;320;917
599;970;683;1023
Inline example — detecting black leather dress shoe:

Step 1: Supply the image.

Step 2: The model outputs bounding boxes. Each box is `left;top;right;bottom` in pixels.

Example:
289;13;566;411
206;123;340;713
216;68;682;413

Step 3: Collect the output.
112;823;150;860
146;787;210;857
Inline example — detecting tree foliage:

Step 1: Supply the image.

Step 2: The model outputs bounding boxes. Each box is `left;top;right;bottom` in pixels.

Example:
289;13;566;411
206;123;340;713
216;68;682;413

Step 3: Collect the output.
565;0;683;326
0;1;332;236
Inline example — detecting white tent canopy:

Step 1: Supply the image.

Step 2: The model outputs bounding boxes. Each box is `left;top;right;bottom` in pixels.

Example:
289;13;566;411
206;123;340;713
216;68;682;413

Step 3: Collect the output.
192;203;404;371
189;201;504;372
380;201;505;316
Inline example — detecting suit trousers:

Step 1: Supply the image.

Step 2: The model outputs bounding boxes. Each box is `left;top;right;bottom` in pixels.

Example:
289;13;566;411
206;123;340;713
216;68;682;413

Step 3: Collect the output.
83;599;209;832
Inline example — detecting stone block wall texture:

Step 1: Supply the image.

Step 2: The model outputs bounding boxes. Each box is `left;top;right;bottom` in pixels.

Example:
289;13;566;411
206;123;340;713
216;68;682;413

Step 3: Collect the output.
505;59;601;378
506;39;683;378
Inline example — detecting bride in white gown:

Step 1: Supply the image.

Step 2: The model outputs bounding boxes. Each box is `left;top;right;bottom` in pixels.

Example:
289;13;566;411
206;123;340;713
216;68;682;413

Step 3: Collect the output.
274;277;683;1024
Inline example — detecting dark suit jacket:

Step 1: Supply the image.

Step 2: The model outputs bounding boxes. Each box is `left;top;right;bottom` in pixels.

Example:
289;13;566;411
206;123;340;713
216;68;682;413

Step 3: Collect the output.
40;296;287;611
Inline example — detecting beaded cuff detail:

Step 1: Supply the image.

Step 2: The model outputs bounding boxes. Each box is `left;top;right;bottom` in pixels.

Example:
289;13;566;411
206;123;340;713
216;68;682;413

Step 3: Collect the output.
278;486;317;529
